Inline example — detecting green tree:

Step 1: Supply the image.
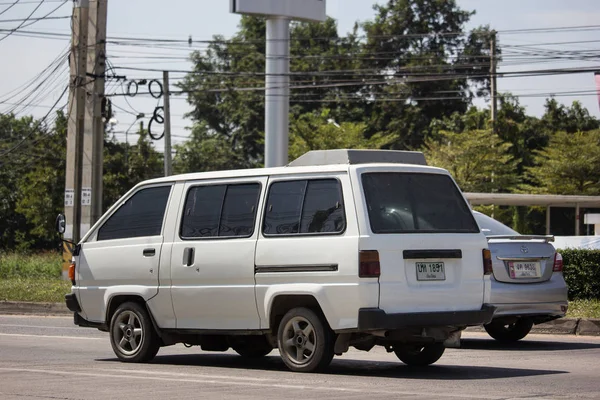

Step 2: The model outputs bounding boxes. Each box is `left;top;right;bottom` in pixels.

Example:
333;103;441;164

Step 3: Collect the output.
14;112;67;250
103;127;163;209
524;130;600;195
0;115;40;250
288;110;397;161
173;125;250;174
360;0;499;149
423;129;519;193
541;99;600;134
0;112;66;250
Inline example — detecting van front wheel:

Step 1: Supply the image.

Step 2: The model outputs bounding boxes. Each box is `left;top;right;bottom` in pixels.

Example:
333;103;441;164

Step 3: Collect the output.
109;302;160;363
393;343;445;366
277;307;334;372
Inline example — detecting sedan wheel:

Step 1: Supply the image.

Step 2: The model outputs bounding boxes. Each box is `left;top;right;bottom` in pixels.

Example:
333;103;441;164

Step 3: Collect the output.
231;335;273;358
393;343;445;366
484;318;534;342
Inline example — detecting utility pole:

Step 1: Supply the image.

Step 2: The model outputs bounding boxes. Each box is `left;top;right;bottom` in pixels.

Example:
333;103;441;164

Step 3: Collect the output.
62;0;89;277
83;0;108;231
490;31;498;132
64;0;89;245
163;71;173;176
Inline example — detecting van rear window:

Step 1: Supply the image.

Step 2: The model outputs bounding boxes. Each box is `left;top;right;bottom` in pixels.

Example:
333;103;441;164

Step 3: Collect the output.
361;172;479;234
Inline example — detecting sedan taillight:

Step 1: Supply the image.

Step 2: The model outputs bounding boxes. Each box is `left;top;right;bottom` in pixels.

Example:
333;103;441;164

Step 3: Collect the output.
553;252;563;272
482;249;493;275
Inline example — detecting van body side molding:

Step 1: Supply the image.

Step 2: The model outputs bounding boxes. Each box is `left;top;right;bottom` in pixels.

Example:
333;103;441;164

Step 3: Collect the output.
255;264;338;273
403;249;463;259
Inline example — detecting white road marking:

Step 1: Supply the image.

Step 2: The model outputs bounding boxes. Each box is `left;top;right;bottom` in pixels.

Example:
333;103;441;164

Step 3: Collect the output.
0;324;80;329
0;367;503;399
0;333;101;340
95;367;274;382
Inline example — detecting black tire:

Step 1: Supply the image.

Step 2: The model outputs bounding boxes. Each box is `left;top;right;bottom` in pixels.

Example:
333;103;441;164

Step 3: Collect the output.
393;343;445;366
277;307;334;373
484;318;534;342
231;335;273;358
109;302;160;363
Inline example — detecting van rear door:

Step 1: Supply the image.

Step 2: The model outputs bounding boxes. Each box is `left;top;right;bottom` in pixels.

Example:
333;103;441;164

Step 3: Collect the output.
353;167;488;314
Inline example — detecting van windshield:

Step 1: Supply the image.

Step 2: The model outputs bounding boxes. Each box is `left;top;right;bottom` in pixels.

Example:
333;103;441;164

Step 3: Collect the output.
361;172;479;234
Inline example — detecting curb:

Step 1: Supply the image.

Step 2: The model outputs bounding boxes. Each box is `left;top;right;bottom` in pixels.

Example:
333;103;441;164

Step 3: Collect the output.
465;318;600;336
1;301;599;336
0;301;71;316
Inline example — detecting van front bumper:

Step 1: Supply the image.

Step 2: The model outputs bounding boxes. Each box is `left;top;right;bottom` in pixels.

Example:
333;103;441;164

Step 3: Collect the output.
65;293;81;313
357;304;496;330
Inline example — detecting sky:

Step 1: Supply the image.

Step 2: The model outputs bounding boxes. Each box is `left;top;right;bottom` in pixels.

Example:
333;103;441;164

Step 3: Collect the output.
1;0;600;152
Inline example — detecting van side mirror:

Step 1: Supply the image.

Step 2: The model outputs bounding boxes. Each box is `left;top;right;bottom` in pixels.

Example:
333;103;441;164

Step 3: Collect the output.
56;214;66;234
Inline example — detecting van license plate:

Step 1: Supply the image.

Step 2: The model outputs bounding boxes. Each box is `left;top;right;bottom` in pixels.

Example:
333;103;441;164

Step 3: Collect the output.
509;261;541;278
416;262;446;281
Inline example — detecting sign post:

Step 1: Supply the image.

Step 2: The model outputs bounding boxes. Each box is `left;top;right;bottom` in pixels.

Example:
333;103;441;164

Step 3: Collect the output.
231;0;326;167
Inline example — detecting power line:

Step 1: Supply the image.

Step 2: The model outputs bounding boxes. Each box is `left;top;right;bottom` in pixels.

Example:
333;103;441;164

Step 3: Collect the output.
0;0;44;43
0;0;68;44
0;0;19;17
0;15;69;23
6;23;600;45
0;0;62;4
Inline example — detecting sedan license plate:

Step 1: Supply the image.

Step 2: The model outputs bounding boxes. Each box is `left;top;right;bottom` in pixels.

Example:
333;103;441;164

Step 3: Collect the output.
509;261;542;279
416;262;446;281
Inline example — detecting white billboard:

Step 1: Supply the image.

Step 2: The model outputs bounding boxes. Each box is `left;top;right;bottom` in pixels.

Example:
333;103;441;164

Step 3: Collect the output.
230;0;326;22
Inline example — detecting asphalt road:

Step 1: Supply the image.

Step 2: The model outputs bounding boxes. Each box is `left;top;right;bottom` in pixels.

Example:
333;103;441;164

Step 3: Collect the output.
1;315;599;400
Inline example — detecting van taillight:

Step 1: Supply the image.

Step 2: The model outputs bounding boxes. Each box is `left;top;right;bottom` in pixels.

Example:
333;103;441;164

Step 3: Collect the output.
482;249;493;275
553;252;563;272
68;261;76;285
359;250;380;278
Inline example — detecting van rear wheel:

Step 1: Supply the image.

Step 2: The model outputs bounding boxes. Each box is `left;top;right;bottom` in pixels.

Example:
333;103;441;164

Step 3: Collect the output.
109;302;160;363
393;343;445;366
484;318;534;342
277;307;334;373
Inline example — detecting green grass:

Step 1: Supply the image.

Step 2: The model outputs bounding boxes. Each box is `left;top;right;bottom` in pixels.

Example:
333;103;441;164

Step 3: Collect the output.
0;252;69;303
567;299;600;319
0;277;71;303
0;252;62;279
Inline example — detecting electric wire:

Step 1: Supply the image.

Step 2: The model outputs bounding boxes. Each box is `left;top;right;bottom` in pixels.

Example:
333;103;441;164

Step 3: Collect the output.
0;0;44;43
0;0;19;17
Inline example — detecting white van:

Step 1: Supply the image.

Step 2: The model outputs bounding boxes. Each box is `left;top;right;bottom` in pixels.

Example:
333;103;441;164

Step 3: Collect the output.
63;150;495;372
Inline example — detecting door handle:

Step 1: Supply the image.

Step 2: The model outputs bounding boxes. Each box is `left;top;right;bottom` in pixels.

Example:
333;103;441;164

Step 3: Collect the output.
143;248;156;257
183;247;195;267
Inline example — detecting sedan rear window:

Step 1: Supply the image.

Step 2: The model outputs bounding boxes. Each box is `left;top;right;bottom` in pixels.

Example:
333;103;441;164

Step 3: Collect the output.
361;172;479;234
473;212;519;236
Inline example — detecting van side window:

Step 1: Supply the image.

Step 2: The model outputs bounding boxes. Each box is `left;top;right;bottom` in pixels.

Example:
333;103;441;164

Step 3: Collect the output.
219;184;261;237
181;183;261;239
263;179;345;236
301;180;345;233
97;186;171;241
181;185;226;238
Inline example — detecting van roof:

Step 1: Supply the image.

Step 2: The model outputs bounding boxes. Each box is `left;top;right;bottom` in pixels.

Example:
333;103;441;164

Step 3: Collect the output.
142;161;446;187
288;149;427;167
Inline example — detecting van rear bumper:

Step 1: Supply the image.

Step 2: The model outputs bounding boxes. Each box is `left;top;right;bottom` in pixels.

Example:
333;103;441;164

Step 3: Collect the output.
357;304;496;330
